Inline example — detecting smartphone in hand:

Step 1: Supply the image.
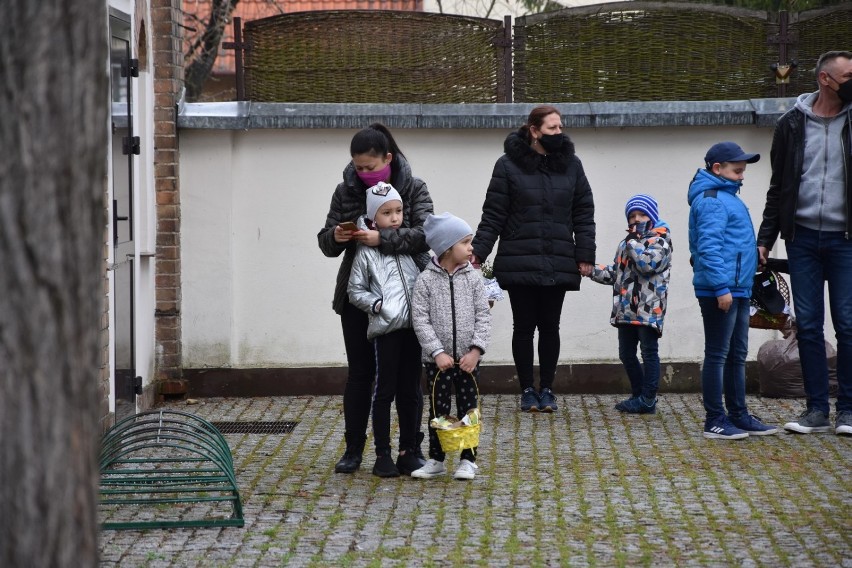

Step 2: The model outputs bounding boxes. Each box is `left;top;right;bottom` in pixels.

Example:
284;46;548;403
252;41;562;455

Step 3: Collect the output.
338;221;358;232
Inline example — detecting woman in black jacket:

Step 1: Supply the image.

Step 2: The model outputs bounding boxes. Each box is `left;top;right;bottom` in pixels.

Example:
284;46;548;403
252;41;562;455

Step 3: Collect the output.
318;124;433;473
472;105;596;413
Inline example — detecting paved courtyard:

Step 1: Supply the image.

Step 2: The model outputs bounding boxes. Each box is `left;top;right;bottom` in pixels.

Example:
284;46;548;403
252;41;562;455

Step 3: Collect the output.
98;394;851;567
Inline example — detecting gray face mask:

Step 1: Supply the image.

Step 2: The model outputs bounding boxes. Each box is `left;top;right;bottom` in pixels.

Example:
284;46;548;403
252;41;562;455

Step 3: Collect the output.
829;74;852;104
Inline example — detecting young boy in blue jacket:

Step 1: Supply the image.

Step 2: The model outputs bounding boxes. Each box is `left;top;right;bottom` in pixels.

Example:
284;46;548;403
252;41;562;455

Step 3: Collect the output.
688;142;779;440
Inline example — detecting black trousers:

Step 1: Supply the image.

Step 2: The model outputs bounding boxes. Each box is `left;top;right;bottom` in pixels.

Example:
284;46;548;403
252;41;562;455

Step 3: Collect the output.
372;329;423;454
339;301;376;439
505;285;567;391
424;363;479;462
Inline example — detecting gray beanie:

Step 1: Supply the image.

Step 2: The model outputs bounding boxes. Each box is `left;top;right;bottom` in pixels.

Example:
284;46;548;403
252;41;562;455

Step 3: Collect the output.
424;212;473;256
366;182;402;221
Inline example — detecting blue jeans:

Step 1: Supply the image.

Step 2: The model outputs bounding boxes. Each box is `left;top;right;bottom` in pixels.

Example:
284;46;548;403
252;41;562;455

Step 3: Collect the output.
787;225;852;414
617;326;660;400
698;296;750;420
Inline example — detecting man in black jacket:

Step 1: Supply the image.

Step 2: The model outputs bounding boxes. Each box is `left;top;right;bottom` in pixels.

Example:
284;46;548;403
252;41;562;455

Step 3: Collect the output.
757;50;852;436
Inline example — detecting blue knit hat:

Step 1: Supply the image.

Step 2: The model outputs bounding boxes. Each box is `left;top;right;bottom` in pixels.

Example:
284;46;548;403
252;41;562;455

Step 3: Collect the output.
624;194;660;225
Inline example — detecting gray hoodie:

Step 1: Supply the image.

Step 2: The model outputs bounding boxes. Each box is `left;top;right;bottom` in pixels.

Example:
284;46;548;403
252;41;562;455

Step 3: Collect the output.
794;92;849;233
411;259;491;363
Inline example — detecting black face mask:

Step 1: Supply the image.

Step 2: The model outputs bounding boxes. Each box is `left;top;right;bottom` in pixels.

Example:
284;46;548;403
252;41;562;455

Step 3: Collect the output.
538;133;564;153
830;74;852;104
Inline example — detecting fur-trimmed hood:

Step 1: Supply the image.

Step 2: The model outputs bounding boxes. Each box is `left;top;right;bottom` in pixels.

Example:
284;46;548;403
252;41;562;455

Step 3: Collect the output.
471;128;596;290
503;130;577;174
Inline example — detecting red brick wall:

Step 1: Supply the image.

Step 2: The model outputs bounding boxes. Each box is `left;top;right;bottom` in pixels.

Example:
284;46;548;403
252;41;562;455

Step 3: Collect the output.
152;0;184;387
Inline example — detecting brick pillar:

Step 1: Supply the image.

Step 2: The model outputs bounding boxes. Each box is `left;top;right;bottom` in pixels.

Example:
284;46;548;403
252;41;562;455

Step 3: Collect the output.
151;0;185;393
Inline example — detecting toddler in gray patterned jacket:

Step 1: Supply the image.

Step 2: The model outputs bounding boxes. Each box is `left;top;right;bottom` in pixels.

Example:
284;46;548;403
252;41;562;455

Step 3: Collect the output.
410;213;491;481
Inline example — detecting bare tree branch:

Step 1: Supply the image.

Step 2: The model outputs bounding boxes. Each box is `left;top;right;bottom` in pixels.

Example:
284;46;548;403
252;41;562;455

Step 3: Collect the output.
185;0;241;101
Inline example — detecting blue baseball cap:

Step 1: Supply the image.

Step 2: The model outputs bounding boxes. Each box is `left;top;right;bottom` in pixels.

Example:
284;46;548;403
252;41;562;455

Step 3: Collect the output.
704;141;760;168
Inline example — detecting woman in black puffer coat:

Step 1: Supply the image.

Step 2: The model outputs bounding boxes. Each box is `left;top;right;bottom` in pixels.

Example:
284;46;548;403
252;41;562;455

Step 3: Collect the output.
318;124;433;474
472;105;596;413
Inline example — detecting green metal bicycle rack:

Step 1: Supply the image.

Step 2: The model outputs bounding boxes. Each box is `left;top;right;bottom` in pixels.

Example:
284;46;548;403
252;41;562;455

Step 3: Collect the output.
99;409;244;530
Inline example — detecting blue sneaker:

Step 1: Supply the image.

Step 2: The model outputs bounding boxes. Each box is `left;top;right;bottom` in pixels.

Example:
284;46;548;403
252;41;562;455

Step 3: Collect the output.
730;413;778;436
538;388;558;413
618;395;657;414
520;388;540;412
703;415;749;440
614;395;639;411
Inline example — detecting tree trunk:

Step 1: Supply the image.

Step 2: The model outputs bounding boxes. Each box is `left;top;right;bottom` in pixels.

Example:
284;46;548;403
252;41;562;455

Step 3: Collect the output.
185;0;240;101
0;2;107;566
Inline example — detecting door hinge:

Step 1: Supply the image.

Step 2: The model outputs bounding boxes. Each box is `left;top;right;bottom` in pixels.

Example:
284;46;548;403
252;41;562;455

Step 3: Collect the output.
123;135;140;155
122;58;139;78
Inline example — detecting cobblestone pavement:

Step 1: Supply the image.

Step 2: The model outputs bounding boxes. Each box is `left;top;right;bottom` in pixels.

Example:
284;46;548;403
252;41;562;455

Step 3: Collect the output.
99;394;851;567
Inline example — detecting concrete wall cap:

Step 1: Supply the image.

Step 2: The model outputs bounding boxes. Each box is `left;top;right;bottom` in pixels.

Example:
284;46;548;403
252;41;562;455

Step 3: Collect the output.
177;99;797;130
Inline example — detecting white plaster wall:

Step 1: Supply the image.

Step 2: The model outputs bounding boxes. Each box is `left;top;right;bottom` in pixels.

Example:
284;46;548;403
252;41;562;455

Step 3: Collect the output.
180;125;824;370
134;2;157;390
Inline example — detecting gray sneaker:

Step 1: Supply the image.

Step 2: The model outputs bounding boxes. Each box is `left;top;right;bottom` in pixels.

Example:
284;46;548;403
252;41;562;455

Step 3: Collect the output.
784;408;831;434
836;410;852;436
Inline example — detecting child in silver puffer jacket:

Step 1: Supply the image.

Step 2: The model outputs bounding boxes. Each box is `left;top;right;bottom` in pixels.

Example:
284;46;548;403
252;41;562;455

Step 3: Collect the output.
348;182;426;478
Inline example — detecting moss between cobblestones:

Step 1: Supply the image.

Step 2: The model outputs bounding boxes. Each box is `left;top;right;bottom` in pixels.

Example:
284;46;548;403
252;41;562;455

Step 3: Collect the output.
98;394;852;567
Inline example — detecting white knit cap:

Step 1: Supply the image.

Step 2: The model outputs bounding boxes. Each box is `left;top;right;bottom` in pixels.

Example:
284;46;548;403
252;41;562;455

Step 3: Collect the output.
424;212;473;256
366;182;402;221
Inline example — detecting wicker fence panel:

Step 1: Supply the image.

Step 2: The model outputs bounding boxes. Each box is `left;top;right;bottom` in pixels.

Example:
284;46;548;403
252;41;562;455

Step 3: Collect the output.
244;11;505;103
514;2;774;103
785;5;852;97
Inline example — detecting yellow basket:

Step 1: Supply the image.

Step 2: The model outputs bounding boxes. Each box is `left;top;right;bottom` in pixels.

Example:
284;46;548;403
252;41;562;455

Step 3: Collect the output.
431;369;481;453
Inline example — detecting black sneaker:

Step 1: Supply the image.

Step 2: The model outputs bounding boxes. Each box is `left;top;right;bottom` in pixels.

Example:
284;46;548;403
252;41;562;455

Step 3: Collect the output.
538;388;558;413
520;387;540;412
334;450;361;474
372;452;400;478
396;451;426;476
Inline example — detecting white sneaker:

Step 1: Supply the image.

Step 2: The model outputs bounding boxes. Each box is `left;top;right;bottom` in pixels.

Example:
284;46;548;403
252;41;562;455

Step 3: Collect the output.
411;459;445;479
453;459;478;480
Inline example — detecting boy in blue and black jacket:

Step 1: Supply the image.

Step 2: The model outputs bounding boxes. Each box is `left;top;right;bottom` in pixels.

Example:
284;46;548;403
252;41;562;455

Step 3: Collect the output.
688;141;778;440
588;194;672;414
